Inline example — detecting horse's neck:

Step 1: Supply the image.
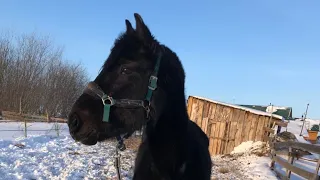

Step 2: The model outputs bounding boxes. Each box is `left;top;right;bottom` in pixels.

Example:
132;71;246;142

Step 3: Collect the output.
147;103;188;141
143;104;189;172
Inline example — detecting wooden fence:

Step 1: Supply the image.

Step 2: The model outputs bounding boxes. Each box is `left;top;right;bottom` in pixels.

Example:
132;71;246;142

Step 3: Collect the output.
263;120;320;179
269;140;320;180
1;111;67;123
187;96;286;155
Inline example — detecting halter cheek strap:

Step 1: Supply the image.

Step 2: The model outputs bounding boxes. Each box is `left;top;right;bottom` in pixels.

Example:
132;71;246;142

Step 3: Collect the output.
145;52;161;102
85;51;162;123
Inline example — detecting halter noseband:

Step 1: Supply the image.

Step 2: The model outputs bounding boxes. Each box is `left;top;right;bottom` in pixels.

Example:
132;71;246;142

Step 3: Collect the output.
84;51;162;124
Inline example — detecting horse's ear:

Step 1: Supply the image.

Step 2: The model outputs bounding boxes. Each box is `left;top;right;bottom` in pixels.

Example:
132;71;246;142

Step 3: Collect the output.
125;19;134;34
134;13;152;41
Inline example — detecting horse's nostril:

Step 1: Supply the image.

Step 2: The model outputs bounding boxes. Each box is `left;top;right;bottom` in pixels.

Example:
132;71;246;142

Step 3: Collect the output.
71;115;78;127
69;113;82;133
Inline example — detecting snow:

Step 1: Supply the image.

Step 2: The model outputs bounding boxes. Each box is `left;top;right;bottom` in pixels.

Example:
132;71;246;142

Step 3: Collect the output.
0;122;70;140
0;121;279;179
266;106;288;114
1;118;318;180
231;141;265;155
0;121;136;179
0;135;136;180
276;118;320;179
217;117;320;180
211;140;277;180
240;156;278;180
281;118;320;143
211;155;277;180
191;96;283;120
274;154;319;180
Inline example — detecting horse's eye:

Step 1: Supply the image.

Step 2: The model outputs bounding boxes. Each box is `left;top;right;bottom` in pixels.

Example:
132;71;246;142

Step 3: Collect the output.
121;67;132;74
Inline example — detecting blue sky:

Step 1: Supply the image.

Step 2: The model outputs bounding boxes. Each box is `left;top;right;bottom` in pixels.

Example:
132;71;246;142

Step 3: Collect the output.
1;1;319;119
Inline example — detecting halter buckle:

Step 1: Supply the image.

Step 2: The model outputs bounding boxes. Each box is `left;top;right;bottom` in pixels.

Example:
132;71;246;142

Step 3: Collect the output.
145;105;151;119
148;75;158;91
102;95;115;106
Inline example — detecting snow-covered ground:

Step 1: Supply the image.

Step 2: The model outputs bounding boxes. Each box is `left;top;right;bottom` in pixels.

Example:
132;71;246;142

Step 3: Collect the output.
0;121;70;140
274;118;320;180
0;122;135;180
1;118;317;180
282;118;320;141
210;141;277;180
0;121;279;180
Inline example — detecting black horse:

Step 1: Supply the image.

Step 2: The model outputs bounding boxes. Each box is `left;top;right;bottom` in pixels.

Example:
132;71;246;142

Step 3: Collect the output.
67;13;212;180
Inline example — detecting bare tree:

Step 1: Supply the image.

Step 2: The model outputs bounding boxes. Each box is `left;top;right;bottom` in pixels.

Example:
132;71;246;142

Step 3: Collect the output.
0;30;89;119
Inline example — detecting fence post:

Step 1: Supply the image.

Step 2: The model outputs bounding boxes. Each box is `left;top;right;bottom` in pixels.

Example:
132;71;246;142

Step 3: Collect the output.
54;121;60;137
19;97;22;115
270;150;275;170
314;158;320;180
270;141;276;170
24;117;27;138
286;147;294;178
266;104;273;148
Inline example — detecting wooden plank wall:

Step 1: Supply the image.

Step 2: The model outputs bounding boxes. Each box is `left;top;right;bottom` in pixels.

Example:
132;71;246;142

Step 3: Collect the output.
187;96;279;155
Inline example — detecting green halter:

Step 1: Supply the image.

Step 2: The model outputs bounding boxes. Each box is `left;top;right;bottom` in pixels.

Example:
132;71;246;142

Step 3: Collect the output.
94;52;162;122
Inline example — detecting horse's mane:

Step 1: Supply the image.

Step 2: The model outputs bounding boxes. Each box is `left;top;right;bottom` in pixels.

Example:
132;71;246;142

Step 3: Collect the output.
98;31;186;95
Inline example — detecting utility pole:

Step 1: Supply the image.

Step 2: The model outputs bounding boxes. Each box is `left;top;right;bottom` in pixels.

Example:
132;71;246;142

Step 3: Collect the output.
299;103;309;136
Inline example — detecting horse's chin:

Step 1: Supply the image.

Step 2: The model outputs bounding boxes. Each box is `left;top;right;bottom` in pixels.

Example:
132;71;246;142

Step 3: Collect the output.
76;132;99;146
73;120;141;145
80;137;98;146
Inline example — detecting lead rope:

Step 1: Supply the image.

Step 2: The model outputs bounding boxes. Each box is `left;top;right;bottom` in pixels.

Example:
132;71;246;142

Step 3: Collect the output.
114;143;122;180
114;137;125;180
113;127;146;180
113;132;127;180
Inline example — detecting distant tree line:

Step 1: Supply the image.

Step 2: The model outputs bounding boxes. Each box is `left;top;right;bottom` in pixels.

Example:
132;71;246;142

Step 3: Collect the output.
0;30;89;119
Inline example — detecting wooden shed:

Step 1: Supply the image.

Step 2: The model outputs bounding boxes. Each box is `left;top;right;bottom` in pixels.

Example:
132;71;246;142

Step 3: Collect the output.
187;96;285;155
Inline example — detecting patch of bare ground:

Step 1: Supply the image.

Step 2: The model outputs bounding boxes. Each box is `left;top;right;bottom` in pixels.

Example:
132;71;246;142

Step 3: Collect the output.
211;154;248;180
124;136;142;151
100;135;142;151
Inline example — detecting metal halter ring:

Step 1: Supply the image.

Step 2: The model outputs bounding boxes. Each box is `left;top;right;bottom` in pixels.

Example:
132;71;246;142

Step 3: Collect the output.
102;95;115;106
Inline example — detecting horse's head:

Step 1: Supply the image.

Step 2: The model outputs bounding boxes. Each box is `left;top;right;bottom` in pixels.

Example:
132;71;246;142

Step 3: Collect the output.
67;13;186;145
